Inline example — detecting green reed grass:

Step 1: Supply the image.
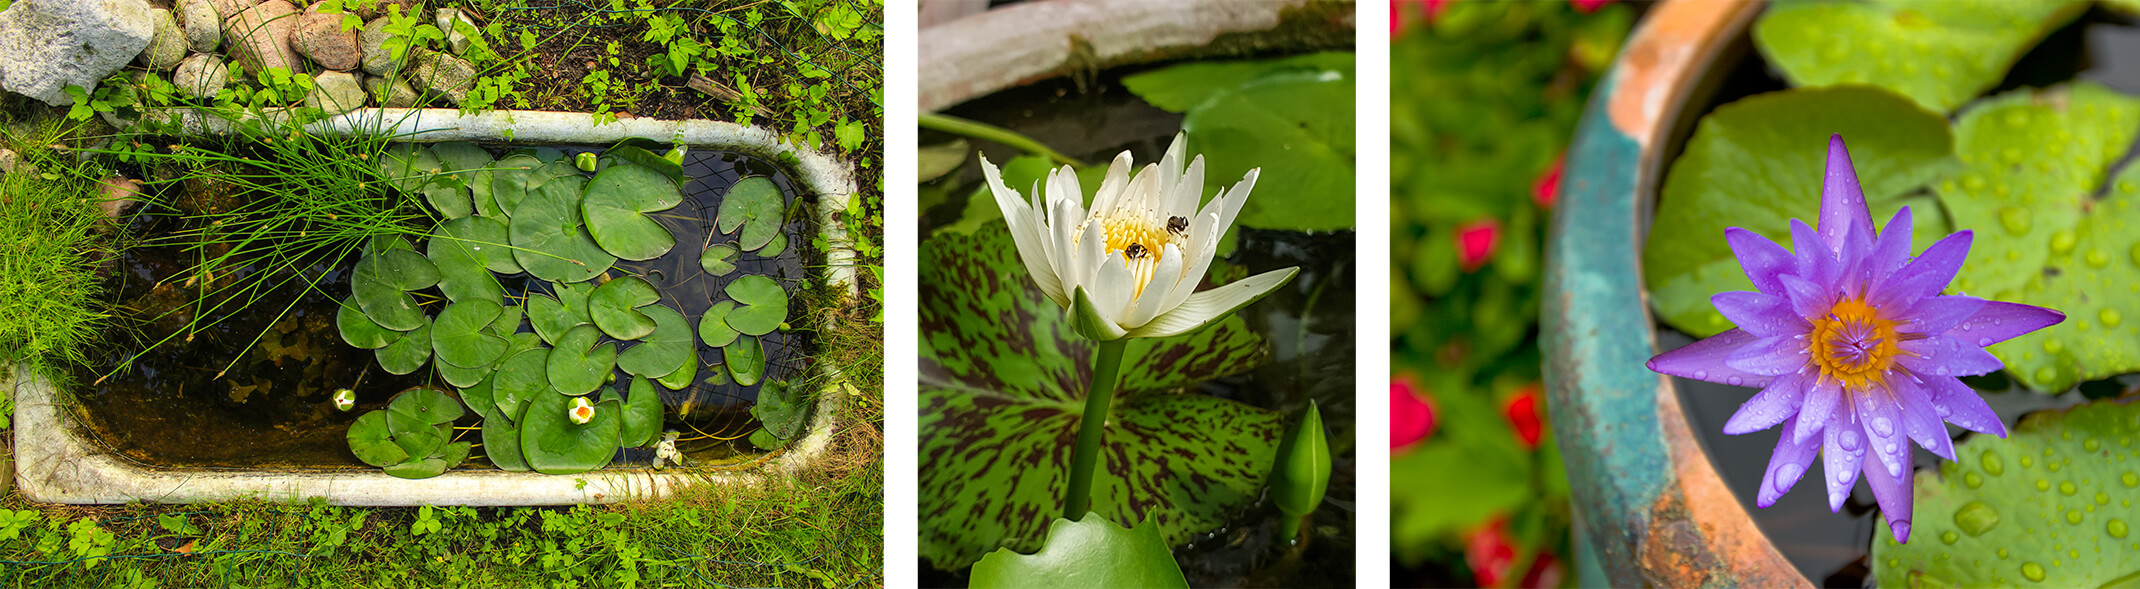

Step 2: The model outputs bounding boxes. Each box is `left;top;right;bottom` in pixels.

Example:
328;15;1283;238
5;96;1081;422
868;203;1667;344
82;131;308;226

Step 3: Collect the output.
0;116;122;376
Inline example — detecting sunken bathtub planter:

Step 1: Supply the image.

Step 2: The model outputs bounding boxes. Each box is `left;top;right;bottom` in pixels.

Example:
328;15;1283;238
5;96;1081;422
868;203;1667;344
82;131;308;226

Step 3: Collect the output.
16;108;858;505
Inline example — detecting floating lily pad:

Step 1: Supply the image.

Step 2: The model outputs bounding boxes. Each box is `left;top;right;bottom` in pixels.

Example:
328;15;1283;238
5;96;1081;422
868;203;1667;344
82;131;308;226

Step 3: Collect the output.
481;404;530;472
547;325;616;396
1872;400;2140;586
596;144;685;185
490;153;578;215
699;243;739;276
492;348;551;420
424;142;491;220
619;304;693;378
697;300;741;348
382;441;468;479
345;411;411;467
352;246;440;332
336;299;401;349
436;357;490;388
724;334;765;387
379;143;443;195
529;281;596;346
620;376;662;448
491;305;526;338
375;319;434;375
1644;86;1957;337
1753;0;2087;114
432;299;509;369
755;233;787;258
717;176;783;251
968;515;1189;589
509;174;614;283
426;222;504;304
589;276;660;340
1180;66;1357;236
457;372;496;415
519;392;621;475
583;163;683;261
723;275;787;337
751;379;809;442
654;357;697;390
434;216;521;275
387;388;464;429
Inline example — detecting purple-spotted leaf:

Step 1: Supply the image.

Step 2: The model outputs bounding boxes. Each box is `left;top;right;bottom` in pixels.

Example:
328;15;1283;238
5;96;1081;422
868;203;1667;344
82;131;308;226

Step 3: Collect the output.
918;222;1279;570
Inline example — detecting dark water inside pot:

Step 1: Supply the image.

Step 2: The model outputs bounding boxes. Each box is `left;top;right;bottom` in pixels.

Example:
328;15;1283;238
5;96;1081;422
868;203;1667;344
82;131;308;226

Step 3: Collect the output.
73;145;819;470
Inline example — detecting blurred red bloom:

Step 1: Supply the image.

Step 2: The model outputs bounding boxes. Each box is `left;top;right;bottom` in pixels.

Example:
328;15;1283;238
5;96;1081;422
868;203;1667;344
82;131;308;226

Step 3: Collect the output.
1504;384;1544;450
1532;155;1563;210
1465;517;1518;587
1455;218;1500;272
1572;0;1615;14
1391;376;1437;450
1519;552;1565;589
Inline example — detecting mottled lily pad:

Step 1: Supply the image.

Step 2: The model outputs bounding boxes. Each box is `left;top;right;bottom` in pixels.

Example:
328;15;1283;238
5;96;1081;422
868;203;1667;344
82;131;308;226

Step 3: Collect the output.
547;324;616;396
583;163;682;261
717;176;783;251
352;246;440;332
528;281;596;346
588;276;659;340
917;223;1280;569
337;299;401;349
509;174;614;283
1872;399;2140;586
697;300;741;348
969;515;1189;589
619;376;662;448
375;319;433;375
519;392;621;475
618;304;692;378
1753;0;2087;114
723;274;787;337
724;334;765;387
699;243;739;276
431;299;508;369
1645;86;1957;337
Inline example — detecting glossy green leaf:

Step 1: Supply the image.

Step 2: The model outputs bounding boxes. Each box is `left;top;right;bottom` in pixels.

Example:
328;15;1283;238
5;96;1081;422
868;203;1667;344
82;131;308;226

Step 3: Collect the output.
457;371;496;415
528;281;596;346
748;428;785;451
654;358;697;390
481;404;530;471
717;176;783;251
619;376;662;448
385;439;467;480
436;355;490;388
520;392;621;475
431;299;508;369
379;143;443;194
491;305;526;338
547;324;616;396
345;410;411;467
352;246;440;332
756;233;788;258
1644;86;1958;337
589;276;659;340
697;300;741;348
583;163;683;261
375;319;433;375
723;274;787;336
1873;399;2140;586
1123;51;1357;113
431;142;491;188
388;388;464;429
1753;0;2086;114
724;334;765;387
426;222;504;304
336;298;401;350
751;379;809;442
918;223;1279;569
492;348;551;420
433;215;521;275
509;174;614;283
618;304;692;378
490;153;577;215
699;243;739;276
1181;62;1355;234
1270;400;1330;518
596;144;686;184
968;514;1188;589
1937;82;2140;391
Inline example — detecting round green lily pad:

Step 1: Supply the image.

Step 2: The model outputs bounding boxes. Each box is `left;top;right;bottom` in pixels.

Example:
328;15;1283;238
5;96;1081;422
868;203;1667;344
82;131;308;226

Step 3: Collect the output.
717;176;783;251
697;300;740;348
528;281;596;346
387;388;464;429
547;324;616;396
492;348;551;420
426;224;505;304
520;392;621;475
755;233;788;258
724;275;788;337
969;515;1190;589
352;247;440;332
457;372;496;415
654;357;697;390
481;404;530;471
619;304;692;378
491;305;527;338
346;411;411;467
434;216;521;275
620;376;662;448
432;299;509;369
751;379;808;442
375;318;434;375
337;298;401;350
509;174;614;283
699;243;739;276
437;358;490;389
583;163;682;261
379;143;443;195
589;276;660;340
726;334;765;387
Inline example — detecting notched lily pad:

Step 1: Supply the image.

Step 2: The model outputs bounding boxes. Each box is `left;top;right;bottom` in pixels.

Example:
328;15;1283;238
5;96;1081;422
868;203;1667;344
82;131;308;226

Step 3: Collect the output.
723;274;788;337
724;334;765;387
583;163;683;261
337;299;401;350
548;324;616;396
618;304;693;378
699;243;739;276
352;245;441;332
520;392;621;475
509;174;615;283
492;348;551;420
529;281;596;346
698;300;741;348
375;319;434;375
619;376;662;448
432;299;509;369
589;276;660;340
751;379;809;442
1753;0;2087;114
717;176;783;251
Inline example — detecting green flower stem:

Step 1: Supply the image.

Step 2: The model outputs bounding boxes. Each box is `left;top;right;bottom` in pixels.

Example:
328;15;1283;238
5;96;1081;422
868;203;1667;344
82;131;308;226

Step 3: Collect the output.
917;112;1085;168
1279;514;1302;543
1064;338;1128;520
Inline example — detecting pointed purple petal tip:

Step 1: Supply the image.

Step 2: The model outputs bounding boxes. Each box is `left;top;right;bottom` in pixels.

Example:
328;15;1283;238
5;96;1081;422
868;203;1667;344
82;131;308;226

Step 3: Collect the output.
1890;519;1911;544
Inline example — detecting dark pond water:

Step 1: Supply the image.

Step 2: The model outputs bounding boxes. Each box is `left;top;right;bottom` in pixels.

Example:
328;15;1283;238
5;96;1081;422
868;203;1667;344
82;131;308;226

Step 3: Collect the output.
1655;6;2140;586
73;143;819;470
919;60;1357;587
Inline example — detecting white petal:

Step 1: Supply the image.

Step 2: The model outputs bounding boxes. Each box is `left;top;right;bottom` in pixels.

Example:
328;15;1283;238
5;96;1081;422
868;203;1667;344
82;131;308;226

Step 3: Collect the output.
1126;267;1298;339
1048;189;1085;297
1125;243;1185;328
1072;221;1107;304
1157;132;1187;198
1089;150;1135;213
1120;162;1164;216
1166;210;1225;312
982;155;1063;305
1090;252;1137;327
1170;155;1205;219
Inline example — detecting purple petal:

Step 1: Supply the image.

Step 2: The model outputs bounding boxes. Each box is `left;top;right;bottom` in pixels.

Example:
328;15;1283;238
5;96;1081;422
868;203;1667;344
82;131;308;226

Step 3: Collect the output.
1777;273;1831;322
1905;295;1989;336
1822;405;1868;513
1789;219;1839;289
1836;204;1878;299
1865;206;1914;281
1712;291;1806;338
1855;385;1911;482
1725;227;1794;294
1647;328;1777;387
1890;375;1955;461
1925;375;2007;437
1818;134;1876;256
1757;415;1822;508
1727;335;1812;376
1951;301;2066;347
1794;376;1841;445
1725;370;1807;434
1870;230;1972;311
1859;439;1916;544
1897;335;2005;377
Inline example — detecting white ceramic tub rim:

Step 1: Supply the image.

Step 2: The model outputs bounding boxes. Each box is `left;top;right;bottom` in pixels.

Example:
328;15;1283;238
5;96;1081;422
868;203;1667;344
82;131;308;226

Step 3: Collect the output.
13;108;860;505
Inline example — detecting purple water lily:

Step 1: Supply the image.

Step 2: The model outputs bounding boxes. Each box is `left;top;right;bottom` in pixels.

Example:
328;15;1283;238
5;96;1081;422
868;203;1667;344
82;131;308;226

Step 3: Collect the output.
1646;134;2065;544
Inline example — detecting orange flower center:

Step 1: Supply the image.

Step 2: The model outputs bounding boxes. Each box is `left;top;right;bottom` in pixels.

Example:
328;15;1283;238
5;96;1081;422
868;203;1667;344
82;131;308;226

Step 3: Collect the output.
1808;298;1903;390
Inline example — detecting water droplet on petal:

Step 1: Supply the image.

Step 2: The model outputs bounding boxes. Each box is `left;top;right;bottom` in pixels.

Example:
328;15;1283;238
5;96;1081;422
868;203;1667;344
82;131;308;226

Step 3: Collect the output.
1776;463;1806;492
1979;337;1994;347
2061;481;2078;496
1941;530;1960;545
1965;472;1983;488
1982;451;2004;475
1872;416;1894;437
2103;309;2124;328
1998;206;2033;235
1727;376;1743;386
1694;370;1708;380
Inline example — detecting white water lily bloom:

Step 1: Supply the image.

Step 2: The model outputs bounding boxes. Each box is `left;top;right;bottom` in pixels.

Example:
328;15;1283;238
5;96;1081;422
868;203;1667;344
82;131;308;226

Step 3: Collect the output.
569;396;596;425
982;133;1299;341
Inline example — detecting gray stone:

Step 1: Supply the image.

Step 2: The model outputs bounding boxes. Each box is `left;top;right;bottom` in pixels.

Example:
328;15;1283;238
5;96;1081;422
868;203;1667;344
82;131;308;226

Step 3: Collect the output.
176;0;221;53
139;8;188;70
224;0;301;75
209;0;256;18
0;149;22;175
0;0;156;106
173;53;229;99
435;8;475;55
357;16;409;75
305;70;366;115
363;74;418;108
292;11;360;70
411;51;474;106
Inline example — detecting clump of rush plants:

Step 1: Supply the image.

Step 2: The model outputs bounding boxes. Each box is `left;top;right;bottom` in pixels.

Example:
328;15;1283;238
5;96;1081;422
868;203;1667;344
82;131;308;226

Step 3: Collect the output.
0;114;126;378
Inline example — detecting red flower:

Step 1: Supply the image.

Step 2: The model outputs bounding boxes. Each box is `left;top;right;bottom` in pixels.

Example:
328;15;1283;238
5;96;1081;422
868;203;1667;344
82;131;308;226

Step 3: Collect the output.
1571;0;1615;14
1465;518;1518;587
1456;218;1501;272
1519;551;1565;589
1503;384;1544;450
1391;376;1437;450
1531;155;1564;210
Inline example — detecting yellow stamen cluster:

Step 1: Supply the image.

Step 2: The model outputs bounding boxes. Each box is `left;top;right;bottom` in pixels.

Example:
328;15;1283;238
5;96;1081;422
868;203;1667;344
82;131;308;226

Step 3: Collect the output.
1808;298;1903;391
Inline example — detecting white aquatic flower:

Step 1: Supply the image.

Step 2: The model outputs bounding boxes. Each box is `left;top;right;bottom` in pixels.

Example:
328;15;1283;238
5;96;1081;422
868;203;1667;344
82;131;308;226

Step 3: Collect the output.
982;133;1298;341
332;388;356;412
569;396;596;425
